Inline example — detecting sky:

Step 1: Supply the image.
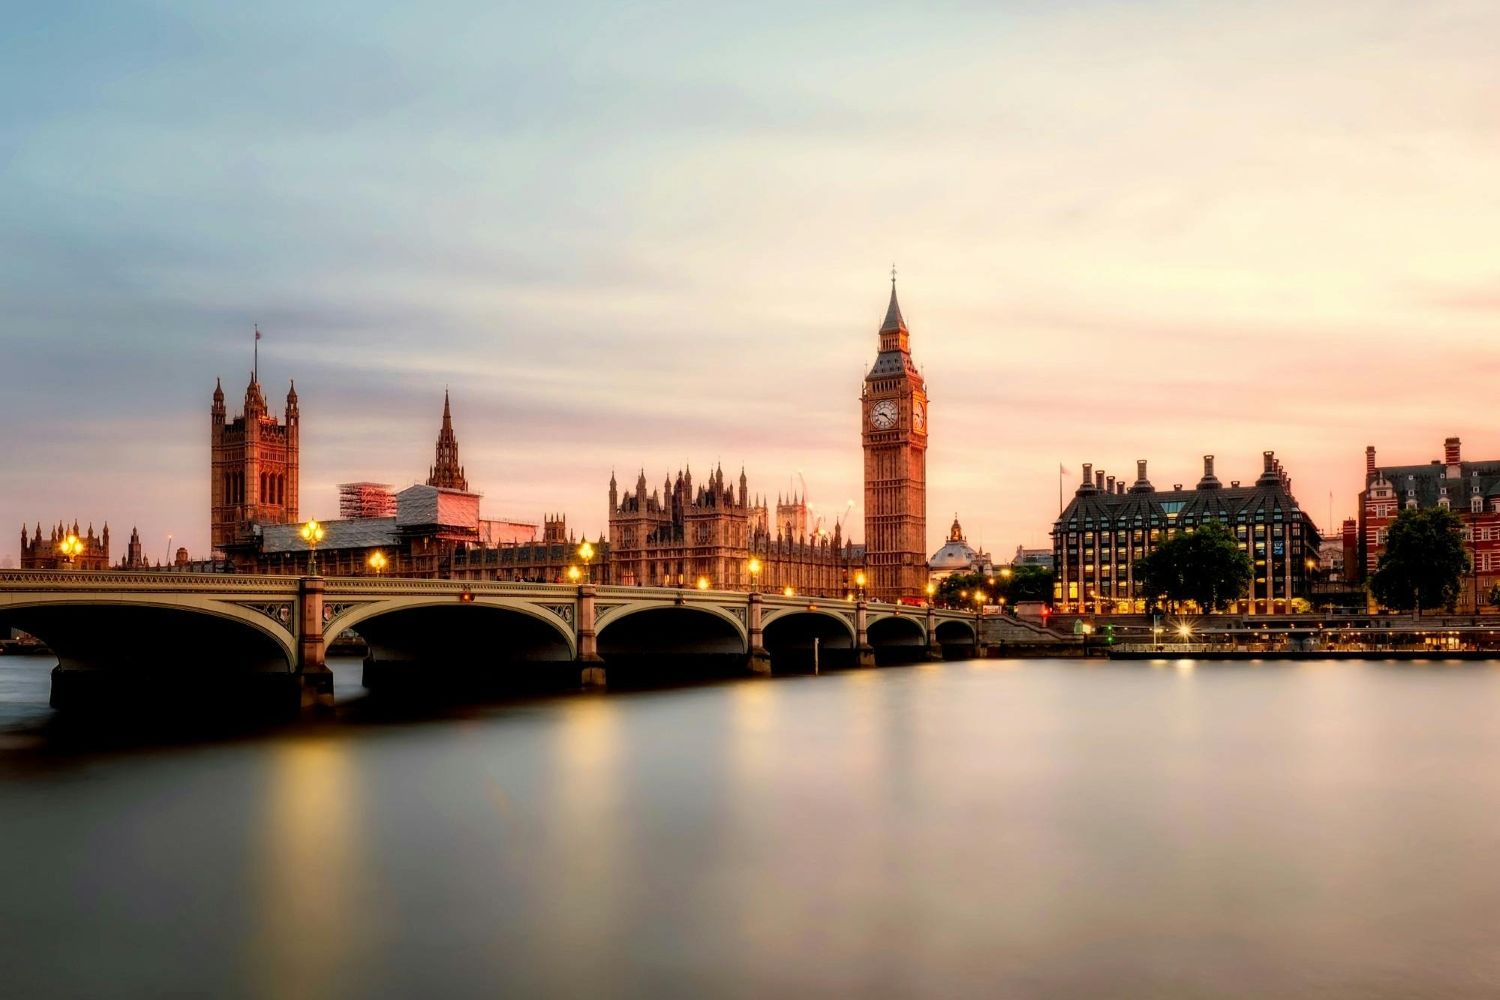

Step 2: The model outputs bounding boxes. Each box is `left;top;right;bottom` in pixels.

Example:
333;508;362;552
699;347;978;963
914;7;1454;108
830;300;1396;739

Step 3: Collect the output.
2;0;1499;567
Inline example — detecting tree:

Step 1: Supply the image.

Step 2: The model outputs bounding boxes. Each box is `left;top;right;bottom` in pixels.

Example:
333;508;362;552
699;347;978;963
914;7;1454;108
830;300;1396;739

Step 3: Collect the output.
934;565;1053;609
1370;506;1469;614
1135;521;1251;613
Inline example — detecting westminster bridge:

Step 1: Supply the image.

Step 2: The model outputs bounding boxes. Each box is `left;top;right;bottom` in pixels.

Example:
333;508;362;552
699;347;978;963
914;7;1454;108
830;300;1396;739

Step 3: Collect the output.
0;571;985;713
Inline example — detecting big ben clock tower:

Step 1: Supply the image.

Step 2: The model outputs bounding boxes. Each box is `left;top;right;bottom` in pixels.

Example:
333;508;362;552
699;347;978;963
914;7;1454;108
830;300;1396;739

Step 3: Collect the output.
862;274;928;601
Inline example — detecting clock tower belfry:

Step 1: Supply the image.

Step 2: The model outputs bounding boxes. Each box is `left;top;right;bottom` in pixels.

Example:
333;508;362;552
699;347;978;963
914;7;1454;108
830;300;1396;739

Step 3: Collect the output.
861;275;928;601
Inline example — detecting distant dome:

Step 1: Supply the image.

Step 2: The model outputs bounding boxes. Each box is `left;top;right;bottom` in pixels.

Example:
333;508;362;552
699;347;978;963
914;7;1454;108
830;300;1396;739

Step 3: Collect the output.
929;538;981;571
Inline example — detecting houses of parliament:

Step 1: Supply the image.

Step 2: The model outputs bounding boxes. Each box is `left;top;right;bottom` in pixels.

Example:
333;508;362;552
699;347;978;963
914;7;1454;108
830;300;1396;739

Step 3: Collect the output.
84;282;931;597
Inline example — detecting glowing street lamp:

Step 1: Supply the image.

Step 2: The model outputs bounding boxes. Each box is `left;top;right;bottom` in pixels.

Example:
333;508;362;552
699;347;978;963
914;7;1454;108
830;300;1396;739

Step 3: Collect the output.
783;585;795;598
567;565;582;584
299;519;325;575
854;570;867;600
696;576;710;591
57;533;84;568
925;582;936;607
367;550;388;577
747;556;762;593
578;540;595;582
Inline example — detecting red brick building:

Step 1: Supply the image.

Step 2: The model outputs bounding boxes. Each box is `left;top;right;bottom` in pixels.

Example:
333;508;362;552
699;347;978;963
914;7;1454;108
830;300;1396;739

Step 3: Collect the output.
1357;437;1498;611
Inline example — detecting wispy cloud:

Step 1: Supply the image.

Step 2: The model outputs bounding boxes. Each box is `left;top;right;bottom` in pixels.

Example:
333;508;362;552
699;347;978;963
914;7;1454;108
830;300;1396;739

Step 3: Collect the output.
3;0;1500;564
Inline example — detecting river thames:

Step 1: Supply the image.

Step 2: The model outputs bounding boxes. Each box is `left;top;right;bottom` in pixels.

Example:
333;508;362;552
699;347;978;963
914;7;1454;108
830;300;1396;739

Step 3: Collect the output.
4;656;1500;998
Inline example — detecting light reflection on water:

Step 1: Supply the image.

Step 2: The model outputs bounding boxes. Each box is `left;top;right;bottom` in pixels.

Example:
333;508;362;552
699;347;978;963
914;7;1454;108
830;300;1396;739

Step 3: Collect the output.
3;657;1500;996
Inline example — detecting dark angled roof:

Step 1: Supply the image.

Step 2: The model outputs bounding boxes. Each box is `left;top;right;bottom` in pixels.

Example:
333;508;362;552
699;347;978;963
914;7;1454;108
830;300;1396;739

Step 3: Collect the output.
1053;453;1319;543
868;349;921;379
259;518;399;554
881;284;906;333
1370;460;1500;508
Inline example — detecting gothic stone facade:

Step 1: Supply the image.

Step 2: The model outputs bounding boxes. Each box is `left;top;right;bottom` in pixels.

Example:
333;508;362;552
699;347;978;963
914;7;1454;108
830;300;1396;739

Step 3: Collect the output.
608;467;861;595
20;521;111;570
211;373;299;556
862;281;928;601
1052;453;1321;615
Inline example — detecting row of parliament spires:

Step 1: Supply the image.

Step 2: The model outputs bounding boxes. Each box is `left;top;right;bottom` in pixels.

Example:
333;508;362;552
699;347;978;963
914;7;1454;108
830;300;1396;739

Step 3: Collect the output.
611;465;750;513
21;522;156;569
609;465;818;518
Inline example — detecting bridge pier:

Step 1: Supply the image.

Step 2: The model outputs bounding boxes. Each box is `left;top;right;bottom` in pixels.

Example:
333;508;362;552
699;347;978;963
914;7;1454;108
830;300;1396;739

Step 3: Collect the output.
577;583;607;689
925;603;943;660
297;576;335;712
854;601;876;668
746;592;771;675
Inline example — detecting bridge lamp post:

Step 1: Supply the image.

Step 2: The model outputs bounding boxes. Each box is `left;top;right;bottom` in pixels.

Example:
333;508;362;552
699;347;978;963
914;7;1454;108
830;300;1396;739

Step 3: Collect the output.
578;540;595;583
783;585;795;598
567;565;581;584
747;556;762;593
855;570;867;601
925;582;936;608
367;550;388;577
57;533;84;569
973;590;986;652
696;576;710;591
299;519;325;576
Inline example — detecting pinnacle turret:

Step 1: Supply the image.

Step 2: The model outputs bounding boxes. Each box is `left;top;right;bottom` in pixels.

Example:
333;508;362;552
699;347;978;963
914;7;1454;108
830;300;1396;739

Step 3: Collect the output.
426;391;468;492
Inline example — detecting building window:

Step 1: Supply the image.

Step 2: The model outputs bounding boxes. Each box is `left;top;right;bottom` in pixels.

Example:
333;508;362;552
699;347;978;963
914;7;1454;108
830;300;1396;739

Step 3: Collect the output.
1474;497;1485;513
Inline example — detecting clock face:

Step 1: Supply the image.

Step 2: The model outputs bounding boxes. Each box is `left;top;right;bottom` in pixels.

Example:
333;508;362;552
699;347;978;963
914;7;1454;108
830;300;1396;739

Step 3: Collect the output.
871;399;899;429
913;401;926;432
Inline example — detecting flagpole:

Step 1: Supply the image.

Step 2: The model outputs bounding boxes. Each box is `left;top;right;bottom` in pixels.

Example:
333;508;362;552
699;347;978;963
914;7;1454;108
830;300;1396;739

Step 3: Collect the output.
253;324;260;382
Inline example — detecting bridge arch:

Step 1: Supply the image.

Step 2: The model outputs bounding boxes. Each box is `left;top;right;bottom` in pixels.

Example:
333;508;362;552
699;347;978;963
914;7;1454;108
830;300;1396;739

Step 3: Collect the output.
0;596;297;672
761;609;856;672
596;602;748;657
328;597;577;660
867;613;927;645
332;599;577;692
935;618;978;646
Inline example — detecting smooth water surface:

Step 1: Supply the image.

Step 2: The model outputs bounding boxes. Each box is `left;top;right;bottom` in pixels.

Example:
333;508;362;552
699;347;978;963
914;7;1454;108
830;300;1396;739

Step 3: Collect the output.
4;656;1500;998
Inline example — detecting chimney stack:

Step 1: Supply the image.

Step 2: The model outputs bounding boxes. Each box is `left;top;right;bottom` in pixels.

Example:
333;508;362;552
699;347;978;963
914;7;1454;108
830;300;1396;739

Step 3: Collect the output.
1106;475;1115;493
1095;470;1105;490
1445;436;1461;467
1082;463;1093;488
1264;451;1275;474
1365;445;1376;477
1137;459;1148;481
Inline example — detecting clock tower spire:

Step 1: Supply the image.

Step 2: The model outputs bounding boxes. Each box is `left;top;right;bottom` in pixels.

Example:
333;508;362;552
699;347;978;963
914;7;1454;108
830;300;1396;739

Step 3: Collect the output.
861;273;928;601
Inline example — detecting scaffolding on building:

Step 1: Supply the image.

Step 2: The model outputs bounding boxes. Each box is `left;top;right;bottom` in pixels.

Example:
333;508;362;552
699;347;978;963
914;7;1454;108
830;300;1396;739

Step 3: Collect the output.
338;482;396;519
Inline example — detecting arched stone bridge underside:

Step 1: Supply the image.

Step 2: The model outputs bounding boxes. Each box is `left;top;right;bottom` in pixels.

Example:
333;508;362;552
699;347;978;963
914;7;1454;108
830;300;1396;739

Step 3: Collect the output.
0;572;983;712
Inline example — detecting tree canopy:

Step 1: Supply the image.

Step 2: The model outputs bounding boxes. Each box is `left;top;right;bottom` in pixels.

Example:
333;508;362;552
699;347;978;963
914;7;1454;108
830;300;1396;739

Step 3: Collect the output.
934;565;1053;608
1134;521;1251;613
1370;506;1469;613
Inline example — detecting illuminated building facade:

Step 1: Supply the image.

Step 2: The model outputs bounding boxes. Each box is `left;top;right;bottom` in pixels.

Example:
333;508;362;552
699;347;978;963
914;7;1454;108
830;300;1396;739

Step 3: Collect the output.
211;370;299;556
608;467;862;594
20;521;110;570
1051;452;1321;615
1357;437;1500;610
861;279;929;601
